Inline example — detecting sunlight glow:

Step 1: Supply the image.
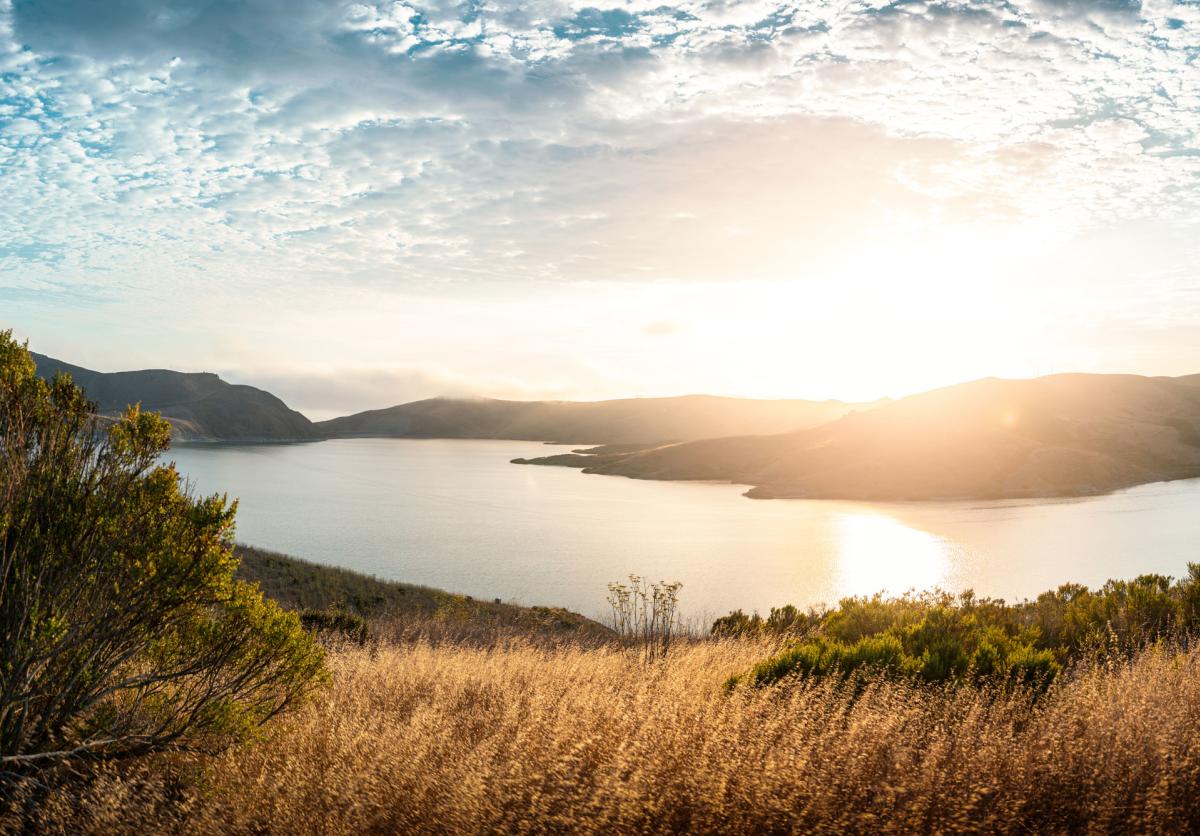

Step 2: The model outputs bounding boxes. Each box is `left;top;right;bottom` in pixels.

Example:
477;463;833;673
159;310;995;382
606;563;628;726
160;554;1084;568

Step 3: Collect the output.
833;511;952;599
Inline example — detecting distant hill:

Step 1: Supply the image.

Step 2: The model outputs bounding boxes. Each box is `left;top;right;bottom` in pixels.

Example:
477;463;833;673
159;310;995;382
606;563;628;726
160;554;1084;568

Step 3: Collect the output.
316;395;881;445
515;374;1200;501
32;351;880;445
32;353;320;442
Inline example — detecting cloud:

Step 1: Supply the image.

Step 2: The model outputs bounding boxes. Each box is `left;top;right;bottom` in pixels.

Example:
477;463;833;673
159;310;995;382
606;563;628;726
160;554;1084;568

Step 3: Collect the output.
3;0;1197;293
1;0;1198;403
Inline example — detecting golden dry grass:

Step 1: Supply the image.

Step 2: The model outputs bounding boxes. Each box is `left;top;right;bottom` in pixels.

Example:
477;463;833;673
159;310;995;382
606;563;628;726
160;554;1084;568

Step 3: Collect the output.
26;636;1200;834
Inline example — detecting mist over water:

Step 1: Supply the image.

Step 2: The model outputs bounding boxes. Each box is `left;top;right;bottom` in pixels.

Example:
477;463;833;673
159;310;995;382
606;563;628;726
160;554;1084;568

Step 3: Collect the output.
165;439;1200;621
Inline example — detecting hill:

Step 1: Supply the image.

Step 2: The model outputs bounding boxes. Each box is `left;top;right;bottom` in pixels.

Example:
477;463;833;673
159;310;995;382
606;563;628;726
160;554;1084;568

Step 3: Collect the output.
234;545;610;641
31;350;880;445
515;373;1200;500
32;353;320;442
316;394;880;445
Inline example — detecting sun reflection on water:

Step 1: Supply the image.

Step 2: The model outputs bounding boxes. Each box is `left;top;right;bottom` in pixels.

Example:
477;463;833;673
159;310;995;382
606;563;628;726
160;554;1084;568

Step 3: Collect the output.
833;510;953;599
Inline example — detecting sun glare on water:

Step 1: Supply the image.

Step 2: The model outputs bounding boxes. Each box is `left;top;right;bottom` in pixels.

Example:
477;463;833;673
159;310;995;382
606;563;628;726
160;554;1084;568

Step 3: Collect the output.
833;510;953;599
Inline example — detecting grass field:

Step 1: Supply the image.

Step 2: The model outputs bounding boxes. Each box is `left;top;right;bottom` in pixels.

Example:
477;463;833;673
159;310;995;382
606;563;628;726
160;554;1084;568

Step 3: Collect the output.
24;630;1200;833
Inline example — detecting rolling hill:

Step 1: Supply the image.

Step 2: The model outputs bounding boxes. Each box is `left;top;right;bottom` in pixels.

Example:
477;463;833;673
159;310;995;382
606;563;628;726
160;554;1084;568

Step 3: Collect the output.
32;353;321;442
32;351;879;446
315;395;879;445
514;373;1200;501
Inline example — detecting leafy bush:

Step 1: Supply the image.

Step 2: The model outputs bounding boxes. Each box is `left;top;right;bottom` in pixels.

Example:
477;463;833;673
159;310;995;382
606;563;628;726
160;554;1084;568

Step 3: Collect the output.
0;332;325;777
300;610;369;645
723;568;1200;689
732;608;1058;690
712;604;818;638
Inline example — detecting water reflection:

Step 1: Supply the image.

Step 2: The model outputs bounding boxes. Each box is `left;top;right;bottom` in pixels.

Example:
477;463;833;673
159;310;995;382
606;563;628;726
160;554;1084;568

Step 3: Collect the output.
833;511;952;599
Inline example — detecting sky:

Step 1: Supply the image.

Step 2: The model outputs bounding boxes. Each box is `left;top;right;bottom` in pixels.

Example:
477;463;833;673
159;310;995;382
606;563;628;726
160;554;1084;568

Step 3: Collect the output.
1;0;1199;419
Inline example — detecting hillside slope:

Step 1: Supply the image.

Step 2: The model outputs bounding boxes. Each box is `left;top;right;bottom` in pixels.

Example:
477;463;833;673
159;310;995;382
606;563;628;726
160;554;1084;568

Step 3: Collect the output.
235;545;609;640
316;394;881;445
516;373;1200;500
32;353;320;442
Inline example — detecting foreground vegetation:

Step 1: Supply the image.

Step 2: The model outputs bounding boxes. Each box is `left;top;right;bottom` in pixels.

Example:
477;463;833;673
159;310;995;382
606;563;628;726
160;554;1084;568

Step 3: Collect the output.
718;569;1200;689
0;332;323;783
9;551;1200;833
16;632;1200;833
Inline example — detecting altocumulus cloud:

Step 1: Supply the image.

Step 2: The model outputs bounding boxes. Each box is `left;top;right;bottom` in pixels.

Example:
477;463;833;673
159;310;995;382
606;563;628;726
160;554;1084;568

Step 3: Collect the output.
0;0;1198;304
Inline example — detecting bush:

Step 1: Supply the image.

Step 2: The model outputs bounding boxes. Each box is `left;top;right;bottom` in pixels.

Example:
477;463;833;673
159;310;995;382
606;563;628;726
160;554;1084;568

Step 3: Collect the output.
300;610;369;646
722;567;1200;689
0;332;325;779
712;604;818;638
732;610;1058;690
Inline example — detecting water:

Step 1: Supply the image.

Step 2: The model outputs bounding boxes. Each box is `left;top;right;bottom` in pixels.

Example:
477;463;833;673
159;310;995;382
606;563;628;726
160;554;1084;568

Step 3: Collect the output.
164;438;1200;621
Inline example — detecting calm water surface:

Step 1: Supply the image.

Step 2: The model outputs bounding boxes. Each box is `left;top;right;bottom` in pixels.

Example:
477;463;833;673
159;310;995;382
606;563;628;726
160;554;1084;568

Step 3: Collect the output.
165;438;1200;620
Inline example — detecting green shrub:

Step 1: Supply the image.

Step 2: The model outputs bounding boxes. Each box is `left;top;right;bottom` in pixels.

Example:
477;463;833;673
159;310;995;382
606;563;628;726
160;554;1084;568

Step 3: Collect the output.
822;594;931;643
736;634;912;688
726;599;1065;690
722;564;1200;690
300;610;369;645
732;618;1058;690
711;605;819;638
0;331;325;777
712;609;763;637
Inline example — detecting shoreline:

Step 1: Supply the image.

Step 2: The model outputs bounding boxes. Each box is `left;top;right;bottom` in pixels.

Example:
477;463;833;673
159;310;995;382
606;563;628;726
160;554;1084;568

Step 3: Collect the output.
175;433;1200;505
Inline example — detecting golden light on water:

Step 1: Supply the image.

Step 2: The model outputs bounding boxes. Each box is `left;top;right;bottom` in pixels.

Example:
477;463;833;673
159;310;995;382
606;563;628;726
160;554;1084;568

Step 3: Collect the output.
833;511;952;599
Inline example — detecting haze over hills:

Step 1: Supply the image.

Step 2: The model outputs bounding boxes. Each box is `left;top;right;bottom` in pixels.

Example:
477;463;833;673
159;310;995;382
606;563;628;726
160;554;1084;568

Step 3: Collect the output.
516;373;1200;501
314;395;880;445
31;353;322;442
31;352;876;445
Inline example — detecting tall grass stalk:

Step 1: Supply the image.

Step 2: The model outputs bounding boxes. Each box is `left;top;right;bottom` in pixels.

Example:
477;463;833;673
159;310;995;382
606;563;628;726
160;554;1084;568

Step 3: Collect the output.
606;575;682;662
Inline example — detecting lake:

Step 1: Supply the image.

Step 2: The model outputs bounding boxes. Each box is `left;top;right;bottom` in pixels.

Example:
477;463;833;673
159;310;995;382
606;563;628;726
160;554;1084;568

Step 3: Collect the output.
165;438;1200;622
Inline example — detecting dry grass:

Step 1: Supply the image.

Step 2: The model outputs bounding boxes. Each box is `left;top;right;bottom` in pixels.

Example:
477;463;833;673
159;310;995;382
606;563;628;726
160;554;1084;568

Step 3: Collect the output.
23;636;1200;834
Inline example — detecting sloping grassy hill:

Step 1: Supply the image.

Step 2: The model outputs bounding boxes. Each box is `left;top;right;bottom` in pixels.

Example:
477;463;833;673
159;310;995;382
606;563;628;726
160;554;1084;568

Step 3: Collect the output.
235;545;609;640
517;373;1200;500
315;394;881;445
32;353;320;442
